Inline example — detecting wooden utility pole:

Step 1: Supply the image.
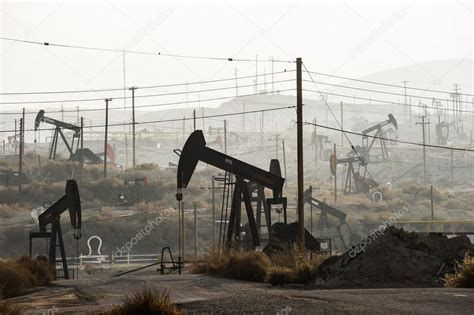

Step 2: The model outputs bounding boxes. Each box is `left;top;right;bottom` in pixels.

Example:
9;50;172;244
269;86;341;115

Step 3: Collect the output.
313;118;317;167
224;119;227;154
340;101;344;148
212;176;216;251
80;117;84;182
430;185;434;232
104;98;111;178
416;116;428;185
401;81;409;126
296;57;304;252
14;119;17;155
334;144;337;204
18;117;23;192
130;87;137;168
194;204;198;261
282;140;288;187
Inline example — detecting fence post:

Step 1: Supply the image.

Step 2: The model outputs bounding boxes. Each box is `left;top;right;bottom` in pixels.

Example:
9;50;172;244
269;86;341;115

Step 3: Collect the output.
111;252;115;266
127;252;130;265
79;253;83;268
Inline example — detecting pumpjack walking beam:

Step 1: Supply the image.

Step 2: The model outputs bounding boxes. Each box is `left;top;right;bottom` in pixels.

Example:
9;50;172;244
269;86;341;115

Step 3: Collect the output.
176;130;286;250
29;180;82;279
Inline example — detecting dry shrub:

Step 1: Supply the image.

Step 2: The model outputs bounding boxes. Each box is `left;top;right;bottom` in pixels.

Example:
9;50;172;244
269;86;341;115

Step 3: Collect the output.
131;163;160;171
0;256;52;298
443;253;474;288
443;199;465;210
266;255;327;286
266;267;297;285
226;251;271;282
0;301;23;315
106;287;182;315
194;249;327;285
192;250;271;282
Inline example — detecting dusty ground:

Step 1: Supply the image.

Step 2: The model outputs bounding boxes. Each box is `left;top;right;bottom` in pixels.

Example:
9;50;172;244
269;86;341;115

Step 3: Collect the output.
7;270;474;315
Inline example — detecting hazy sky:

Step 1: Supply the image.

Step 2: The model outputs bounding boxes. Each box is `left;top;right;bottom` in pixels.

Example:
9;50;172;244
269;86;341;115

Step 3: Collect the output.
0;0;472;113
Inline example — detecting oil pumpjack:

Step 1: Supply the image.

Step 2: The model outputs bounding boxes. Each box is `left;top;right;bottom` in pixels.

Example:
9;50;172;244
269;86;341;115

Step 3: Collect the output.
176;130;287;250
34;110;101;163
361;114;398;161
29;180;81;279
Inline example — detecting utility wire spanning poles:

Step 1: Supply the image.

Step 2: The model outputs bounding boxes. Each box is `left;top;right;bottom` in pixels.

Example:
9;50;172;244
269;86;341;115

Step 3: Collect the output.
296;57;304;252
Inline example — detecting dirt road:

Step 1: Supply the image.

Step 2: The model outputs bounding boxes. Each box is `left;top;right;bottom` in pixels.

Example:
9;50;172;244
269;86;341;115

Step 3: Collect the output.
7;270;474;314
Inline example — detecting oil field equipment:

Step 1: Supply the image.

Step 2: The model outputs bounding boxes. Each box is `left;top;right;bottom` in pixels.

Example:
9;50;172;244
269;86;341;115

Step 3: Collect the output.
29;180;81;279
361;114;398;161
176;130;287;250
118;176;148;205
304;186;351;249
330;153;376;194
34;110;101;163
314;134;333;161
0;169;29;186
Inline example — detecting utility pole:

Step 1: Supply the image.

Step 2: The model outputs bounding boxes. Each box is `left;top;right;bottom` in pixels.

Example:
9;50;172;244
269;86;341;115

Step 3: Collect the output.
18;116;23;192
14;119;17;155
130;87;137;168
401;81;409;126
182;116;186;142
80;117;84;182
296;57;304;252
19;108;25;191
334;144;337;204
194;204;198;261
416;116;429;185
340;101;344;148
313;118;317;167
234;68;239;97
242;102;245;132
104;98;111;179
193;109;196;131
212;176;216;251
260;111;264;149
451;149;454;183
224;120;227;154
282;140;287;187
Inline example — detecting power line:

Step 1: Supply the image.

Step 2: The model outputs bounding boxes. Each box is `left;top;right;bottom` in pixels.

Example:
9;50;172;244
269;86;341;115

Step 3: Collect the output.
0;71;294;95
0;37;295;63
0;88;296;116
303;89;474;114
306;70;474;97
303;121;474;153
0;79;295;105
0;102;296;133
302;79;474;106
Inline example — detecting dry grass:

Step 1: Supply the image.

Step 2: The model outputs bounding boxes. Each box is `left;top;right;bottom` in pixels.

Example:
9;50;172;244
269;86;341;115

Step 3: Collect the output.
105;287;183;315
0;300;23;315
443;253;474;288
0;256;53;298
192;250;271;282
193;248;327;285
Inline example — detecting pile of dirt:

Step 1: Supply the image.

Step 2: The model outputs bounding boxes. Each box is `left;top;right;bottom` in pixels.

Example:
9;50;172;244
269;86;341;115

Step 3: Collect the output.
315;226;473;288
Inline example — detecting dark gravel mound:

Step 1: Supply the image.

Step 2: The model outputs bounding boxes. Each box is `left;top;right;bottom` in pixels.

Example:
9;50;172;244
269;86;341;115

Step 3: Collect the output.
315;226;473;288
